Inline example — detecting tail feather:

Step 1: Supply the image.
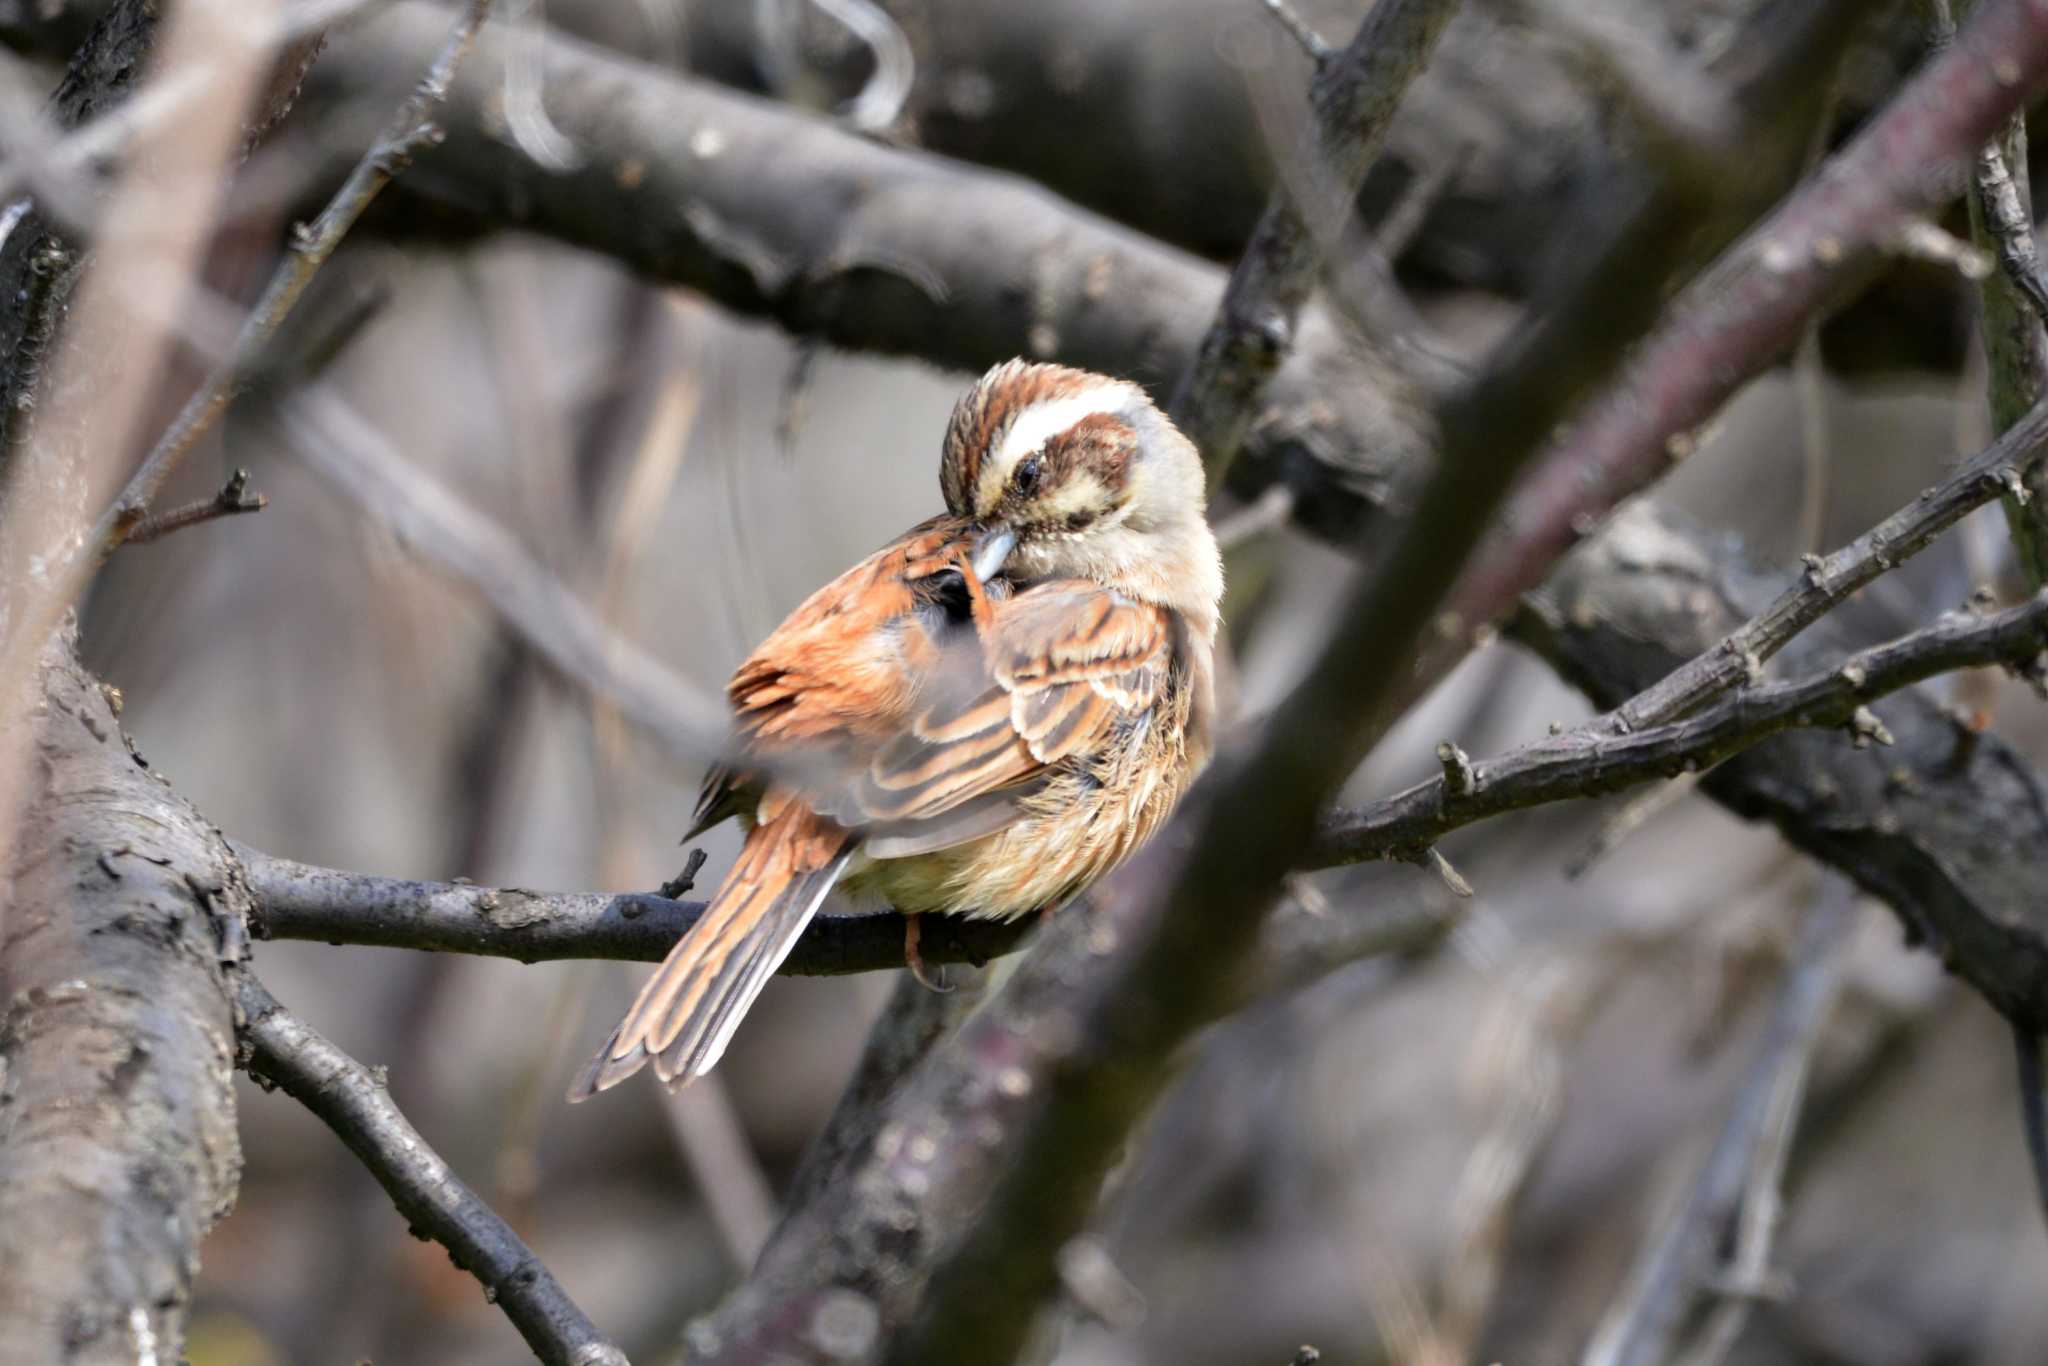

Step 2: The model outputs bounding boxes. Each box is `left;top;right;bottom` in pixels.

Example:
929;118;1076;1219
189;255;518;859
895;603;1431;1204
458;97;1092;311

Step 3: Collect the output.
570;805;853;1100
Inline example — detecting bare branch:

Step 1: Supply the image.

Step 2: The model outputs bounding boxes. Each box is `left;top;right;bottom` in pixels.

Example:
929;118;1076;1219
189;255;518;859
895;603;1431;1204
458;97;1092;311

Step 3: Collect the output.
1314;589;2048;866
121;466;267;544
1256;0;1333;65
0;634;243;1360
234;970;628;1366
1434;0;2048;685
97;0;495;557
2015;1025;2048;1238
1607;393;2048;734
1169;0;1463;486
1583;880;1856;1366
235;842;1036;971
276;385;733;763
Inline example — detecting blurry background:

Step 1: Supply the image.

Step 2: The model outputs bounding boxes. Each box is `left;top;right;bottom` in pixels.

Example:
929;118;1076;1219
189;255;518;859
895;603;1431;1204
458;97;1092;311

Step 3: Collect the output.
14;0;2048;1360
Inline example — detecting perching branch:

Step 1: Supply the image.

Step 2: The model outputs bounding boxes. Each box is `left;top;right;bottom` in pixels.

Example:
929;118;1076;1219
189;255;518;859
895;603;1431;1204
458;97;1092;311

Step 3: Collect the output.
1168;0;1462;485
236;843;1036;971
234;970;628;1366
242;584;2048;980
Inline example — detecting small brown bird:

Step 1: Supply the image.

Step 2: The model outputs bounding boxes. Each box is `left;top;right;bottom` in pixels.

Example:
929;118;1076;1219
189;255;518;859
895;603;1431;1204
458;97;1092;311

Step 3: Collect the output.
570;360;1223;1098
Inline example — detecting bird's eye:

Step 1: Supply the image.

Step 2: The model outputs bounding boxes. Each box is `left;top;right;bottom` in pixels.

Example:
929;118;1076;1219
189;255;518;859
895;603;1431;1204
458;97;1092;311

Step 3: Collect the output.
1012;457;1042;496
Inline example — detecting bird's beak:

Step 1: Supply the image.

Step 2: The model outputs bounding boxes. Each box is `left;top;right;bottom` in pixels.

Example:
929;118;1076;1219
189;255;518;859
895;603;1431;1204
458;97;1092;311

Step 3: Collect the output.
971;526;1017;582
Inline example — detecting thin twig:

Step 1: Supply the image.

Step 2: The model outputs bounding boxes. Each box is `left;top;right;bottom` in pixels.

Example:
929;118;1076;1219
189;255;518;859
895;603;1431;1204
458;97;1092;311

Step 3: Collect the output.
1171;0;1464;486
1434;0;2048;697
1605;393;2048;735
94;0;495;558
234;970;628;1366
122;467;266;544
1583;880;1856;1366
1213;483;1297;552
1257;0;1333;65
1314;589;2048;866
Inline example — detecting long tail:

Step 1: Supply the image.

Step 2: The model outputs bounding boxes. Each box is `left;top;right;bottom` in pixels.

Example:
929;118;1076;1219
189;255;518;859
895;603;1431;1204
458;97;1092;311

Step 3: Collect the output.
569;801;854;1099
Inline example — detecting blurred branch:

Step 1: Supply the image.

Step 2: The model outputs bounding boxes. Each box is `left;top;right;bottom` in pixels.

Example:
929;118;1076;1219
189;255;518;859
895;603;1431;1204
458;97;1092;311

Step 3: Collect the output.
235;842;1037;970
95;0;495;556
1943;0;2048;587
1168;0;1461;485
1434;0;2048;677
307;1;1436;544
234;970;629;1366
0;634;245;1361
2015;1024;2048;1237
1583;879;1856;1366
276;385;733;763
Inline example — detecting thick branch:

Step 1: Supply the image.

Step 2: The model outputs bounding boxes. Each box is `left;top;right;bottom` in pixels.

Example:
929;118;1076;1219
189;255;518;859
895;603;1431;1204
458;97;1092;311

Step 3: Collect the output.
234;971;627;1366
0;633;242;1360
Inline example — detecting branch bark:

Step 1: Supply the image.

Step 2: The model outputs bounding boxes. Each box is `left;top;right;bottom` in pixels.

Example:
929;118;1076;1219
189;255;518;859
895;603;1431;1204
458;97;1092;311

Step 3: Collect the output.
1520;500;2048;1029
235;971;627;1366
0;632;243;1362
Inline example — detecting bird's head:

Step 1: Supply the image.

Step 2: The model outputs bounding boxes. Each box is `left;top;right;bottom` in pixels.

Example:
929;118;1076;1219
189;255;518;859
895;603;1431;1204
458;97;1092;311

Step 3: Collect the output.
939;360;1222;636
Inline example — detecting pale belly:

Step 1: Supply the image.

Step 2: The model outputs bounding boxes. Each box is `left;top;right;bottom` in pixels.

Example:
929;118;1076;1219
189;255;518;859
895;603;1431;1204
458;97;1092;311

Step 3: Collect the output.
836;731;1194;920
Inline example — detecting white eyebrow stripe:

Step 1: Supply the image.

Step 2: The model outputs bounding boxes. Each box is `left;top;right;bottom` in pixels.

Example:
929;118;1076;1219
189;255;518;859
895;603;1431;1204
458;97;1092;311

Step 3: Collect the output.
975;383;1131;512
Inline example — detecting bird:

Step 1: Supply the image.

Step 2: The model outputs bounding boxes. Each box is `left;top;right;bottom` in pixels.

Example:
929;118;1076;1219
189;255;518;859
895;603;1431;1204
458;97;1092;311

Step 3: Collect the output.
569;359;1223;1099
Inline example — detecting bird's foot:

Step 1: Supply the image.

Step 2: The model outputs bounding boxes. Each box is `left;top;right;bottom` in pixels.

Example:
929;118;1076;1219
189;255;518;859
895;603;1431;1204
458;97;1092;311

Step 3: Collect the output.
903;914;954;993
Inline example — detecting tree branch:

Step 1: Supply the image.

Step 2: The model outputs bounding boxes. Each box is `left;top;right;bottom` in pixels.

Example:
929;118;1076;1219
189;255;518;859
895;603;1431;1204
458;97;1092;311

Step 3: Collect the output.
235;843;1036;971
0;631;243;1360
307;1;1436;543
95;0;495;556
1169;0;1462;484
876;5;1871;1363
233;970;628;1366
1584;878;1856;1366
1315;587;2048;867
1521;499;2048;1028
